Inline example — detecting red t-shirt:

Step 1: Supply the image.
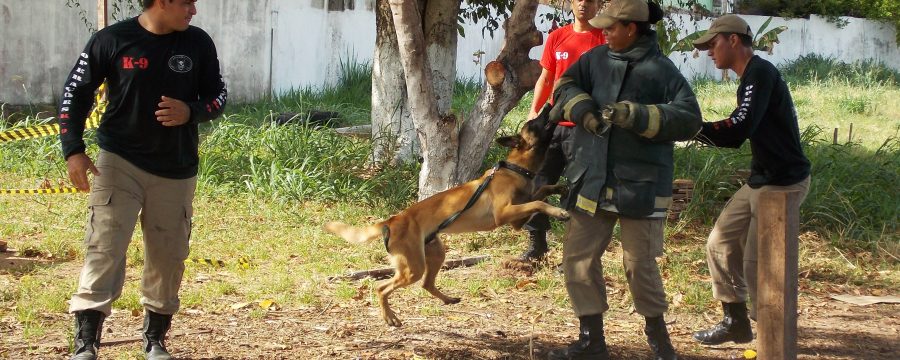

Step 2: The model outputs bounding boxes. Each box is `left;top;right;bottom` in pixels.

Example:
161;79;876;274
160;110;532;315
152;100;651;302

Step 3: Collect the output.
540;24;607;85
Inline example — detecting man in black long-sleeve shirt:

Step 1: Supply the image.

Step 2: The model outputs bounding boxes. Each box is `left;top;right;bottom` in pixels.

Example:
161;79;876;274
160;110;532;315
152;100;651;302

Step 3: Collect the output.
688;15;810;346
61;1;226;359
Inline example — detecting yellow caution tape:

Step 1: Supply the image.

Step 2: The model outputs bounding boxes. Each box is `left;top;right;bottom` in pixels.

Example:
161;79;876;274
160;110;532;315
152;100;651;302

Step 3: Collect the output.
187;257;253;269
188;258;226;267
0;85;106;143
0;187;83;195
0;111;102;143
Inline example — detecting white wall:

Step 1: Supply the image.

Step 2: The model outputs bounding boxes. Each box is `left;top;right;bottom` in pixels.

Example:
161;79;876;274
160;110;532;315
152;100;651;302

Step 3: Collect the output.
1;0;898;105
0;0;97;105
189;0;273;103
669;14;900;80
270;0;376;92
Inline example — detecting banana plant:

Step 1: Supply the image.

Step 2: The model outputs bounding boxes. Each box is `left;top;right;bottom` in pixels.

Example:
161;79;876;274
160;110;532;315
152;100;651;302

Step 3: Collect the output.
657;18;707;58
660;16;789;58
752;17;788;54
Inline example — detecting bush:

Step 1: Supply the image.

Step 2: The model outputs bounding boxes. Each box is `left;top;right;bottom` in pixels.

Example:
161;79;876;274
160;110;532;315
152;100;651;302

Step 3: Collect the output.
197;59;418;210
779;54;899;86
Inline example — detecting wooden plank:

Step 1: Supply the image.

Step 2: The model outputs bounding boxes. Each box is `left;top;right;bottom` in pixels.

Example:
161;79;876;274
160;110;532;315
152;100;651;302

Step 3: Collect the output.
334;125;372;138
757;190;801;360
97;0;108;29
329;255;490;281
672;179;694;189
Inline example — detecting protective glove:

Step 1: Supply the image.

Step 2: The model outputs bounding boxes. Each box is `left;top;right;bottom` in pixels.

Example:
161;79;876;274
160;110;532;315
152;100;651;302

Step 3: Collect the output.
552;104;609;135
548;102;565;123
582;111;611;135
601;101;640;130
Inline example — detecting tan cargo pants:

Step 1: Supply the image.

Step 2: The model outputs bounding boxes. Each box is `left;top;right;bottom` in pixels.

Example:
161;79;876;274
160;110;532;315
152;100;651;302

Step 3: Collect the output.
69;150;196;316
563;210;669;317
706;176;810;319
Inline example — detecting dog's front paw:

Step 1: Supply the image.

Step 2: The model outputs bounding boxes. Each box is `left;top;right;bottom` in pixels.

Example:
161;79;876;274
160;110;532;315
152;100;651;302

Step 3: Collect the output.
554;209;571;221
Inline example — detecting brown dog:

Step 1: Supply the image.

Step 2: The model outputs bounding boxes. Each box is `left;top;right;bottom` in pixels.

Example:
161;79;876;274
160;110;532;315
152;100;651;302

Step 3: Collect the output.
324;112;569;327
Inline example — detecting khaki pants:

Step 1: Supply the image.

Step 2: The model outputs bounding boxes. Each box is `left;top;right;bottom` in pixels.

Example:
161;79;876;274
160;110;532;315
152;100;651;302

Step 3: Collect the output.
706;176;810;319
563;210;668;317
69;150;196;316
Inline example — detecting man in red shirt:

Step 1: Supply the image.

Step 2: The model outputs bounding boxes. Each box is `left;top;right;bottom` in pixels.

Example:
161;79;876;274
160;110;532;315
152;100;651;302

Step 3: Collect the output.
518;0;607;262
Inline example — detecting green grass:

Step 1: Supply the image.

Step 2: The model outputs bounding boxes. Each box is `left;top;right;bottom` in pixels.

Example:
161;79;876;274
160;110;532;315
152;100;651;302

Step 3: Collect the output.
780;54;900;87
0;56;898;354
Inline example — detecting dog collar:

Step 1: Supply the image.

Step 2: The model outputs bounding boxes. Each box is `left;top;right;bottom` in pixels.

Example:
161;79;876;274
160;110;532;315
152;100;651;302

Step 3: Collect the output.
498;161;535;180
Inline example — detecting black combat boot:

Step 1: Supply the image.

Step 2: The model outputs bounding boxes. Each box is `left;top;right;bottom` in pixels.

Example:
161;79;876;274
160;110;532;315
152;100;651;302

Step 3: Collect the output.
548;314;610;360
143;310;174;360
71;310;105;360
519;230;549;261
645;315;678;360
692;302;753;345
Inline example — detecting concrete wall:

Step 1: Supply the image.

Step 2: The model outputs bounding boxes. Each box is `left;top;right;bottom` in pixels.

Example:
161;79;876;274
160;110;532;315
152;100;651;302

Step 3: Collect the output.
670;13;900;81
0;0;97;106
269;0;376;92
190;0;273;103
1;0;898;105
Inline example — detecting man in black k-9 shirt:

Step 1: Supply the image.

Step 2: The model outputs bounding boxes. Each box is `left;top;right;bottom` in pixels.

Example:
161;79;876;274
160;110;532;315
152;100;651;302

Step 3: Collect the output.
60;1;226;359
688;14;811;346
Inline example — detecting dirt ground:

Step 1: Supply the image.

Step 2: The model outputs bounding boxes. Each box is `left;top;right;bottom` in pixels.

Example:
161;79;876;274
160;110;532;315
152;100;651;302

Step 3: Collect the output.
2;255;898;360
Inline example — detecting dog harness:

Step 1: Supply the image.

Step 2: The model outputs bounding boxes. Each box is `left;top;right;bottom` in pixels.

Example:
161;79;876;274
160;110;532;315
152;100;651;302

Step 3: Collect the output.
382;161;535;252
424;161;534;245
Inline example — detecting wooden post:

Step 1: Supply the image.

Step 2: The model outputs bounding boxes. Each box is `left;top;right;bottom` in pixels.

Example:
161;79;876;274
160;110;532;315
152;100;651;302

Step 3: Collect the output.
757;190;802;360
97;0;108;29
97;0;109;102
832;128;838;145
848;123;853;143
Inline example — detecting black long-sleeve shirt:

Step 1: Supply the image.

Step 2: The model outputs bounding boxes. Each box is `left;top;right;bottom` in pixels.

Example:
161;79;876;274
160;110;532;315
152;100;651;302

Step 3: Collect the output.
59;17;227;179
698;55;810;188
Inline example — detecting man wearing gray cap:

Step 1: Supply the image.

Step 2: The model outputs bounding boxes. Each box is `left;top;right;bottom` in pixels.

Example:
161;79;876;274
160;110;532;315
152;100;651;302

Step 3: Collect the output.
690;14;811;346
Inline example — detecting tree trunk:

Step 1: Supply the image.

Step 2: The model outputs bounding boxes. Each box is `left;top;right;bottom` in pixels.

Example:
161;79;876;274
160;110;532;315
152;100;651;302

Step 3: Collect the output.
455;0;543;183
372;0;457;167
423;0;458;116
388;0;460;200
371;0;417;164
385;0;541;197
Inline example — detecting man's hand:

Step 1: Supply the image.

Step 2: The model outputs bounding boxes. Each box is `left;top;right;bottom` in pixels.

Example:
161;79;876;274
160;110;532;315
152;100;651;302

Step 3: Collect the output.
66;153;100;192
583;111;611;135
156;96;191;126
603;101;643;130
549;102;565;123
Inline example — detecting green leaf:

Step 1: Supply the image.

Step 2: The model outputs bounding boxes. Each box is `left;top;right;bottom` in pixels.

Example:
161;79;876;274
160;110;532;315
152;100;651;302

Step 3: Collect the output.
755;16;774;41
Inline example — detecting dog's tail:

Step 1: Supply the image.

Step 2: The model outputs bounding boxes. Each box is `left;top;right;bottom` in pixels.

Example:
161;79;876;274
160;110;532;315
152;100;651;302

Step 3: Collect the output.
324;221;385;245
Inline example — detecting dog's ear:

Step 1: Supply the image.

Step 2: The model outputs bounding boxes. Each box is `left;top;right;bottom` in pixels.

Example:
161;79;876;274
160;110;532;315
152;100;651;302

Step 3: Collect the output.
496;135;521;148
